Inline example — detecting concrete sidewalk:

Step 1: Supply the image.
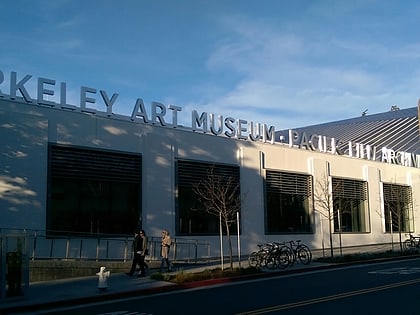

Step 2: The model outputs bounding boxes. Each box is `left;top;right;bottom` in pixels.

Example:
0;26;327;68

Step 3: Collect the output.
0;269;177;314
1;260;330;314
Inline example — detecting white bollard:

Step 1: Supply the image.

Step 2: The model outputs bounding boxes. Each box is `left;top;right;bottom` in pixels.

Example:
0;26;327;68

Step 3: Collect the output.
96;266;110;291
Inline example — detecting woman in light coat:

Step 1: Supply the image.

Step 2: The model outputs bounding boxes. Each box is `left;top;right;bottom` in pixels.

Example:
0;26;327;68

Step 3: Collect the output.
160;229;172;272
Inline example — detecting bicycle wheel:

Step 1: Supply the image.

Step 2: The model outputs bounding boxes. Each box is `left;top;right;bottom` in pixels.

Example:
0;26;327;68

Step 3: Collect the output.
288;249;297;265
403;239;415;252
265;253;277;269
297;245;312;265
248;251;260;268
276;246;293;269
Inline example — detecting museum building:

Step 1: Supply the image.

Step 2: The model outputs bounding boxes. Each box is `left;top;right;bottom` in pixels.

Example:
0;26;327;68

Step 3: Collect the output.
1;70;420;259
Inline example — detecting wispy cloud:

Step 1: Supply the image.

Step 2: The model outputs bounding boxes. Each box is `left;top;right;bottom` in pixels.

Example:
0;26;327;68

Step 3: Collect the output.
185;12;420;129
2;1;420;130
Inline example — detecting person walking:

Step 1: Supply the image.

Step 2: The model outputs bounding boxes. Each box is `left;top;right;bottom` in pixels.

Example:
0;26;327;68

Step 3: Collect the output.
137;229;149;276
160;229;172;272
127;229;148;277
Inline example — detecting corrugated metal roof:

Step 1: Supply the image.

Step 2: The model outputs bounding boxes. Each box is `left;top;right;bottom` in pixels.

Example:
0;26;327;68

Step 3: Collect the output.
276;107;420;155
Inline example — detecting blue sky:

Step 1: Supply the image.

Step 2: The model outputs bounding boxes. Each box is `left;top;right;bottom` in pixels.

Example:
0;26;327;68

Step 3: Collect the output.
2;0;420;129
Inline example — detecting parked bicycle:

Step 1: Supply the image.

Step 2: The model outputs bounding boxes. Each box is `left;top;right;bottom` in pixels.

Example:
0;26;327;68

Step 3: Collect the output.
248;240;312;270
270;242;293;269
403;233;420;252
248;242;291;270
248;243;272;269
284;240;312;265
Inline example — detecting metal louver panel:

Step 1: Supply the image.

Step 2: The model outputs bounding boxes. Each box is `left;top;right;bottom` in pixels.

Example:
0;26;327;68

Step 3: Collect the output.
177;160;240;187
332;177;367;200
266;171;312;196
383;183;412;202
49;144;141;183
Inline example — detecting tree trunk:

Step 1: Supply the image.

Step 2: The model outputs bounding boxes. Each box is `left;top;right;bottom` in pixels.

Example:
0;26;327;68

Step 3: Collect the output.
398;214;403;252
225;221;233;269
329;209;334;258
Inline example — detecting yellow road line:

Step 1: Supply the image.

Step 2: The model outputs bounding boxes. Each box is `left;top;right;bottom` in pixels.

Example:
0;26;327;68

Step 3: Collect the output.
236;278;420;315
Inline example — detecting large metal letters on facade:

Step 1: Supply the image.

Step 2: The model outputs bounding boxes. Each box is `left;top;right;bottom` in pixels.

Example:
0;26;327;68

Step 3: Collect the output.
1;69;419;168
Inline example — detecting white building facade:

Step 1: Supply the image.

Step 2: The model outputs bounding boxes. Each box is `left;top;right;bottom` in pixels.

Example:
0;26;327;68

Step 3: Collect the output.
1;70;419;259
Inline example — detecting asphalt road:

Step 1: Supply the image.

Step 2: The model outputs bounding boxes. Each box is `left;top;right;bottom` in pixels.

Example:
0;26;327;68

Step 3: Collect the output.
31;258;420;315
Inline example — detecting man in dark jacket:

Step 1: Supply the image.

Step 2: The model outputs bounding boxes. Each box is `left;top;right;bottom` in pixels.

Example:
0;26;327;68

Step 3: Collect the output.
127;229;148;277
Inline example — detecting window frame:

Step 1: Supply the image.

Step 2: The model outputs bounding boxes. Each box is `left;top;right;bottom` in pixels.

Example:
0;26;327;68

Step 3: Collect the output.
382;182;414;233
265;170;313;234
175;159;240;236
47;144;142;237
331;177;370;233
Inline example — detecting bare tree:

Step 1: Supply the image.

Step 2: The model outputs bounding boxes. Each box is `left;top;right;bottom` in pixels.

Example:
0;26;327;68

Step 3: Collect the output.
193;167;241;269
313;173;335;258
314;174;354;258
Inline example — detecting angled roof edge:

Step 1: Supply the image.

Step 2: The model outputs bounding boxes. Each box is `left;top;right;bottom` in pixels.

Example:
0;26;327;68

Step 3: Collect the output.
276;107;420;155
